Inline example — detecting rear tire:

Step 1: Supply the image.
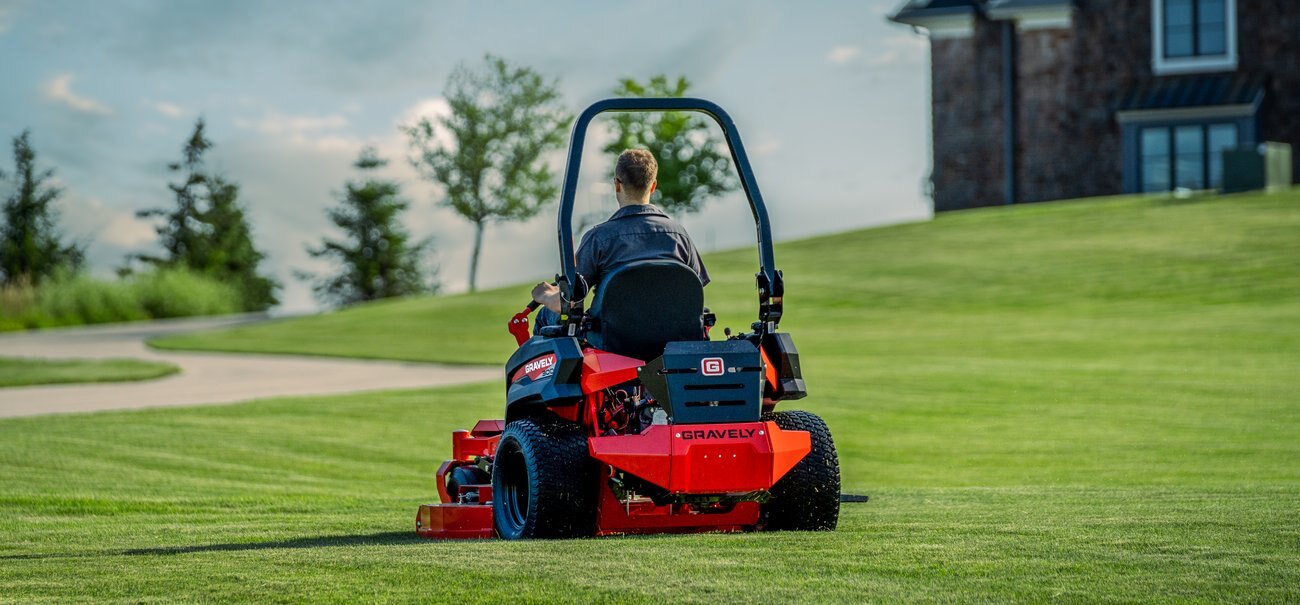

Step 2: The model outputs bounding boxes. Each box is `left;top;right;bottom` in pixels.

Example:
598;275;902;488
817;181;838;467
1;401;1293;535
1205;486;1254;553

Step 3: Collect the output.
761;410;840;531
492;418;597;539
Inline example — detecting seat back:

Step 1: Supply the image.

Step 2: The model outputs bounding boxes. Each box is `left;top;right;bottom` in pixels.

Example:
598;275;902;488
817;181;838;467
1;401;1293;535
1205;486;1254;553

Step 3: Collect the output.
588;260;705;361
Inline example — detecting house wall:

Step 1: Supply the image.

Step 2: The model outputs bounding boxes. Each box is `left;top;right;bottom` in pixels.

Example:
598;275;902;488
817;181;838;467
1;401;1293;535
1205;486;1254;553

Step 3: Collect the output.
1238;0;1300;181
1015;27;1080;203
1049;0;1153;200
930;19;1007;212
927;0;1297;211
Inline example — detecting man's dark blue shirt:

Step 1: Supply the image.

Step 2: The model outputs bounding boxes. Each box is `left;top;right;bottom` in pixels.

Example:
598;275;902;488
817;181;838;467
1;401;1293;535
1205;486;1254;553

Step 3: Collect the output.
534;204;708;333
575;204;710;289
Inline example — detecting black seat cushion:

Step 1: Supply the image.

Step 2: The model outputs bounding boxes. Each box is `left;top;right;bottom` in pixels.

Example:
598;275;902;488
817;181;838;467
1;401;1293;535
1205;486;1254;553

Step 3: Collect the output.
588;260;705;362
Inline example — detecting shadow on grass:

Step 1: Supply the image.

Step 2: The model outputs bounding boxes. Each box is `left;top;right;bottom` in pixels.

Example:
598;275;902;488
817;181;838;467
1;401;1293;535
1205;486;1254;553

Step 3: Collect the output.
5;499;873;561
1;531;420;561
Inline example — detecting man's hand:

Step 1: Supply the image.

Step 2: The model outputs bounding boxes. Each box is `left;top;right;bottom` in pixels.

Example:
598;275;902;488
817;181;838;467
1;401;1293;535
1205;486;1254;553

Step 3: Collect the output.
531;282;563;313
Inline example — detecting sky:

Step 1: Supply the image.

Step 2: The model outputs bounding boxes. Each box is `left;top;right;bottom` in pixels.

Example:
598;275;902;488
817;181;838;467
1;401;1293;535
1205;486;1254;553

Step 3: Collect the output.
0;0;932;313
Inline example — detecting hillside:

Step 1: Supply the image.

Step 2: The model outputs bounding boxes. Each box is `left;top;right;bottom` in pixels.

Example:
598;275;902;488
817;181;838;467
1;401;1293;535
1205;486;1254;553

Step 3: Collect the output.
3;190;1297;601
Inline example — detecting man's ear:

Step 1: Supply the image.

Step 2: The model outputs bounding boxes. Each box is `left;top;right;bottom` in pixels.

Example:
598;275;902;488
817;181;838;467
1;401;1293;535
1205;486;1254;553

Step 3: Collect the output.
614;179;622;194
648;180;657;195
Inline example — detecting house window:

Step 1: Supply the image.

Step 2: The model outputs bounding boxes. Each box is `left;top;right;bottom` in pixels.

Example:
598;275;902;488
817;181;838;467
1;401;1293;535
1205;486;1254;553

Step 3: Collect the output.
1152;0;1236;74
1140;123;1239;192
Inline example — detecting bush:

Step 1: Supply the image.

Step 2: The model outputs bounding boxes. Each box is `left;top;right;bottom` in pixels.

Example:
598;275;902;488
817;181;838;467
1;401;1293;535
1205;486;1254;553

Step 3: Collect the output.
130;269;243;319
0;269;244;332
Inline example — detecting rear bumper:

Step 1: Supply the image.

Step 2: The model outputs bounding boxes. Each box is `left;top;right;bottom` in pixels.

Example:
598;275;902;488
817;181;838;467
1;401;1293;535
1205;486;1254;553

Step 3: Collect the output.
587;421;810;494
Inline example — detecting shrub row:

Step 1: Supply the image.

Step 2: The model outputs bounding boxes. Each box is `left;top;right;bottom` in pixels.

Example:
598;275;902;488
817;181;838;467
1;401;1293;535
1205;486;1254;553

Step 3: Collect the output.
0;269;244;332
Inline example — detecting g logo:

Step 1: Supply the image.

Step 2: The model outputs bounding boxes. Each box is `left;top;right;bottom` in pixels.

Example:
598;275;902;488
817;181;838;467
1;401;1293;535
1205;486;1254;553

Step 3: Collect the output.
701;357;725;376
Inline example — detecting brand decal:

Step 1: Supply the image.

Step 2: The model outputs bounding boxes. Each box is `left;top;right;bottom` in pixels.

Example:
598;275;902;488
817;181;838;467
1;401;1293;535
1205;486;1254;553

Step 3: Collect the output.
701;357;725;376
679;428;757;440
513;354;557;383
524;355;555;375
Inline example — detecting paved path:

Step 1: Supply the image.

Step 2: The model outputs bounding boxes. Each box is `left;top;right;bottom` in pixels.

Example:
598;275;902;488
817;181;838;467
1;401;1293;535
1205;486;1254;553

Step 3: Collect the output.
0;315;499;418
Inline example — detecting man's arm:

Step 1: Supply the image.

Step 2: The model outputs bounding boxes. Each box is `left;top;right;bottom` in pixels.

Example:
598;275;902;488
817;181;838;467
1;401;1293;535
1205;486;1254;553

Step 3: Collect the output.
532;230;600;313
575;229;601;292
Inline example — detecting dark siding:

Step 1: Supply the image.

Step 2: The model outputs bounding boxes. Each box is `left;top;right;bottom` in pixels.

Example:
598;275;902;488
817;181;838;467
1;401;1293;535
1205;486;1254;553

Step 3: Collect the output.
925;0;1297;211
930;19;1008;212
1239;0;1300;182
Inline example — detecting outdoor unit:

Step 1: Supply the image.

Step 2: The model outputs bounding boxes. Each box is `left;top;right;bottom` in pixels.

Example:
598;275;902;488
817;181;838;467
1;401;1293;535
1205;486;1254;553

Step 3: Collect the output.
1223;142;1294;194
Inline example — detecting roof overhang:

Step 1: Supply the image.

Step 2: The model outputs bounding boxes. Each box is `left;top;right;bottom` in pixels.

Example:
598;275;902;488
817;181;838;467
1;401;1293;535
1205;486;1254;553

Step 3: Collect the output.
1116;103;1259;124
985;0;1074;30
1116;74;1267;123
889;2;978;39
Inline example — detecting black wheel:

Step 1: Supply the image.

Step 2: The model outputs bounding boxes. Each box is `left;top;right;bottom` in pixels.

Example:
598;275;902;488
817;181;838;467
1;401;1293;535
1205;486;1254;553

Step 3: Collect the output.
446;465;488;502
491;418;597;539
761;410;840;531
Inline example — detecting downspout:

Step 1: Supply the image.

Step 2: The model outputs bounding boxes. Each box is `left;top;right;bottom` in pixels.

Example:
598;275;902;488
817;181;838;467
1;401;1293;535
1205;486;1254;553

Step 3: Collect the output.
1001;20;1017;205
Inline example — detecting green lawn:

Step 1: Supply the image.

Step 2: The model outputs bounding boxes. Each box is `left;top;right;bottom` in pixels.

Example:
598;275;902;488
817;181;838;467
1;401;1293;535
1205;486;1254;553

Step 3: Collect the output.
0;356;179;388
5;190;1299;601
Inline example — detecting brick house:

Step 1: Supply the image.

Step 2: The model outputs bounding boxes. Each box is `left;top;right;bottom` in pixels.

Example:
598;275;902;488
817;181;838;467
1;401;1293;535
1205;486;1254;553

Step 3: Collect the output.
889;0;1299;211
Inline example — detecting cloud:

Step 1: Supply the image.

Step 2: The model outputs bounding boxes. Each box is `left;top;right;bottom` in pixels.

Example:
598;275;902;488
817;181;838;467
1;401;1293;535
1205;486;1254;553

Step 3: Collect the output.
826;46;862;65
100;213;157;248
827;36;927;69
866;35;928;67
54;191;157;273
751;138;782;157
233;112;348;137
152;101;184;118
40;73;113;115
397;97;455;150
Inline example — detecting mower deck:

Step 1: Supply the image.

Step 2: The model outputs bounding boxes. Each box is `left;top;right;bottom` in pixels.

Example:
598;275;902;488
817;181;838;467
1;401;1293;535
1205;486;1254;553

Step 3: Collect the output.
416;419;811;539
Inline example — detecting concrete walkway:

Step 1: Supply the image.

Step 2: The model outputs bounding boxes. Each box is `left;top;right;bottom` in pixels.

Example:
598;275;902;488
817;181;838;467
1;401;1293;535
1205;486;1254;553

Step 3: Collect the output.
0;315;499;418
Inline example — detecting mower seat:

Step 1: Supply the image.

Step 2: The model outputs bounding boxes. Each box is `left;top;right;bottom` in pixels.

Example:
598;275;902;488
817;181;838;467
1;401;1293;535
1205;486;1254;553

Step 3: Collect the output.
587;260;705;362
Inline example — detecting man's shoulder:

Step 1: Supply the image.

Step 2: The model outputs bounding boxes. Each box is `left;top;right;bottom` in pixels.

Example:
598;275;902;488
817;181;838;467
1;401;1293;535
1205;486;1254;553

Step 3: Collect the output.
603;205;687;233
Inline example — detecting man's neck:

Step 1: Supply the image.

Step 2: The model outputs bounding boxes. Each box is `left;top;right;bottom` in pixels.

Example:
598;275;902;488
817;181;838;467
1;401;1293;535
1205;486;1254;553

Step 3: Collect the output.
616;198;651;208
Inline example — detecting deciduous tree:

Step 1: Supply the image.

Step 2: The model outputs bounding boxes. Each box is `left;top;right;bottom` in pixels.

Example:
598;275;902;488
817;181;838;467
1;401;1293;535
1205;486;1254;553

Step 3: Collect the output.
602;75;738;215
404;55;569;292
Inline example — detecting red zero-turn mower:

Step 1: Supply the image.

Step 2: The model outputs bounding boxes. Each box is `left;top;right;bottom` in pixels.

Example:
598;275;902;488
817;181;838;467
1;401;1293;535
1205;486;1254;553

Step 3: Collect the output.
415;98;840;539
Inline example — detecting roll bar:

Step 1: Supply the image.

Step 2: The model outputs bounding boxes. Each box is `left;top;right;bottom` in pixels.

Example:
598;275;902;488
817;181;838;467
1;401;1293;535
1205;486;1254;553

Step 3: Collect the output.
555;98;784;332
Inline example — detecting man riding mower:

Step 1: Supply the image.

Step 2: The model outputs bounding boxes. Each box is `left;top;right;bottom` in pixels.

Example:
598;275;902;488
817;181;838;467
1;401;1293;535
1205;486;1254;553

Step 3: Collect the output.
415;97;840;540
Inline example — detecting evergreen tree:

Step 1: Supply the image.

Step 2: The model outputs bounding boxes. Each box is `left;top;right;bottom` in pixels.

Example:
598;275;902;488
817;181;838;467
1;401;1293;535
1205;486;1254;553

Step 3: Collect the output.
602;75;738;214
404;55;569;292
301;148;435;307
0;130;84;286
135;118;278;310
200;175;278;309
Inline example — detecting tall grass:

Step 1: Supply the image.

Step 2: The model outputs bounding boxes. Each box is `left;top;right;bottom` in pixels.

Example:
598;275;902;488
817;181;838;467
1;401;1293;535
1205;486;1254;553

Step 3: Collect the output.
0;269;244;332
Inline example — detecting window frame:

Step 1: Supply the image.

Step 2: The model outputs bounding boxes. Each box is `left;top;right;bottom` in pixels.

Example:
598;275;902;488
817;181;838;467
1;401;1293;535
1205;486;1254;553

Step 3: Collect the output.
1137;121;1241;193
1151;0;1237;75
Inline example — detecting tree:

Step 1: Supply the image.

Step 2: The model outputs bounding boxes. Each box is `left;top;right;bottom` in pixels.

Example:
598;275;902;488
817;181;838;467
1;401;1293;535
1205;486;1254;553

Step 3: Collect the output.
300;147;436;307
602;75;738;215
135;118;278;310
404;55;570;292
0;130;84;286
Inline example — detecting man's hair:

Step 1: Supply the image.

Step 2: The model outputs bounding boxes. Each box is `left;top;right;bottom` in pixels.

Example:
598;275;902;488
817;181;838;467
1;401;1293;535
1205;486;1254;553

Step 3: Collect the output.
615;148;657;193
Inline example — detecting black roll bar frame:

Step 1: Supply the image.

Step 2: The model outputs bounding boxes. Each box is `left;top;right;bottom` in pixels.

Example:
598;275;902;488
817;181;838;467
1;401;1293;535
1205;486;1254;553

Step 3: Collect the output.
554;98;784;335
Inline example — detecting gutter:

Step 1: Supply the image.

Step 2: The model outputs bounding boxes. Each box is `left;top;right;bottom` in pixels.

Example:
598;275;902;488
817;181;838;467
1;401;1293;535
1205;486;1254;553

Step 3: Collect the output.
1001;20;1017;205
